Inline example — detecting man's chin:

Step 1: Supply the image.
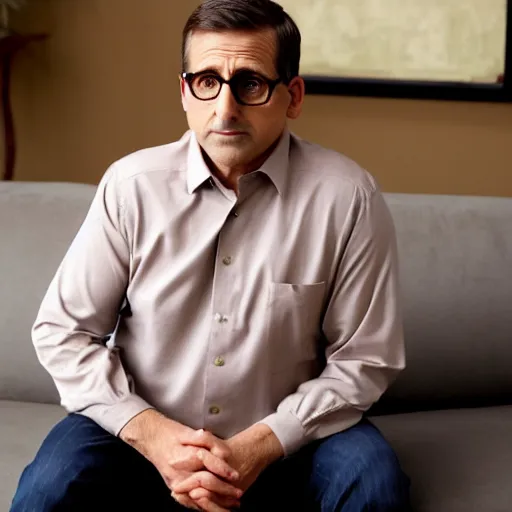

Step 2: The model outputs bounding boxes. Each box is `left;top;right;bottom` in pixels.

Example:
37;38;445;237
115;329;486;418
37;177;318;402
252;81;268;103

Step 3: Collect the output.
206;147;253;169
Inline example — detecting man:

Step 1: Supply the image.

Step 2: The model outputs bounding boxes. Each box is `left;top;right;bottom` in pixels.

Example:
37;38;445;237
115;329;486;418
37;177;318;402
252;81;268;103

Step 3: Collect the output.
11;0;410;511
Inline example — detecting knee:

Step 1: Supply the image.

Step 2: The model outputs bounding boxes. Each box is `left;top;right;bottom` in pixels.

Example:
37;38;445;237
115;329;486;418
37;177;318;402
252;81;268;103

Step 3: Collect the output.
355;444;411;510
10;451;75;511
326;445;410;511
10;414;105;511
315;423;411;511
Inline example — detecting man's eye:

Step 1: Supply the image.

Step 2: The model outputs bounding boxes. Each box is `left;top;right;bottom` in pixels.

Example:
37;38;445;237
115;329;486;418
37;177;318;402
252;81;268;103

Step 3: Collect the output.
197;76;218;89
245;81;261;90
242;78;264;92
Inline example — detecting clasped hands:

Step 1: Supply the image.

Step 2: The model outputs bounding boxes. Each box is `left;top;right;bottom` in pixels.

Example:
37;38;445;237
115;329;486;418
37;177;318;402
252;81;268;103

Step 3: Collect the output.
164;427;252;511
130;412;283;512
120;409;283;511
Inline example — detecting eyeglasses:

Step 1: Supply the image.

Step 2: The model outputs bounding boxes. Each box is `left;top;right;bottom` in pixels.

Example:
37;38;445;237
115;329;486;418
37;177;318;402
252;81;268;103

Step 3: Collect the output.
181;70;283;106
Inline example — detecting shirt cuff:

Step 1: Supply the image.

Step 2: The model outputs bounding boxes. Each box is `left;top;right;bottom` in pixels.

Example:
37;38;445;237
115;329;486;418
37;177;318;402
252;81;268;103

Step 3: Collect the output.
78;394;154;436
258;410;307;457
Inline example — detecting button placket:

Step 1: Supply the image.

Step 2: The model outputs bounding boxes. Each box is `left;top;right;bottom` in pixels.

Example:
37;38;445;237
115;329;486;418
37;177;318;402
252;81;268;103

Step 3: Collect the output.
204;206;241;429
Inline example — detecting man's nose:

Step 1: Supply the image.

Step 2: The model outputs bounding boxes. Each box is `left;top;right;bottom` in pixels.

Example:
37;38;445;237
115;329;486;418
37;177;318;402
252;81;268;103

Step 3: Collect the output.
214;83;240;121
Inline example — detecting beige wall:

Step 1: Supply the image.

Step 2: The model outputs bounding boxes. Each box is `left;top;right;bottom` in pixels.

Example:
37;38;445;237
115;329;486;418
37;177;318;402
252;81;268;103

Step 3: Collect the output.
9;0;512;196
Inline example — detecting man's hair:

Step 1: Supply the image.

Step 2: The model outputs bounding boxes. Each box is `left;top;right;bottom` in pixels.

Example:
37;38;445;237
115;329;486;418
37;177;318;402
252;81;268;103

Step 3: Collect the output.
182;0;301;84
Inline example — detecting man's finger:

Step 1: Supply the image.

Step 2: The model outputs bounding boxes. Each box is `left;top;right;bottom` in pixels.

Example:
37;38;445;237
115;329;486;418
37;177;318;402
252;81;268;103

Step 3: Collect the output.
197;448;239;481
170;451;203;472
170;446;238;479
181;429;232;459
173;471;243;497
195;496;231;512
189;487;241;509
171;491;201;511
174;488;232;512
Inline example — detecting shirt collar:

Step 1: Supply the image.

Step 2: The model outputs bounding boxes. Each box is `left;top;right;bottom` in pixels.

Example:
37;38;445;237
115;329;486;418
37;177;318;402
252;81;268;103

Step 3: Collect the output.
187;131;214;195
186;129;290;196
257;130;290;197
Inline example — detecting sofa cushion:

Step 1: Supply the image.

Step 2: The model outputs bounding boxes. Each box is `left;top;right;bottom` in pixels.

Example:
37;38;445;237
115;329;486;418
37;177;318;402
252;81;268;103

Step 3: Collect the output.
381;193;512;412
371;405;512;512
0;400;65;510
0;182;96;403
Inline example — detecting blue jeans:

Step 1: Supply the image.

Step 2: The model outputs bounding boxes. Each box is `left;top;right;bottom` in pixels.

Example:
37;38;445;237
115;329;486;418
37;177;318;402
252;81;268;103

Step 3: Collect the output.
10;414;411;511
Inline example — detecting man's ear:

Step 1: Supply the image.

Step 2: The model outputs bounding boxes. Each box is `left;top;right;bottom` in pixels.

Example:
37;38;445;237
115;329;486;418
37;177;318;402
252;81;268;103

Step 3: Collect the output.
180;77;188;112
286;76;305;120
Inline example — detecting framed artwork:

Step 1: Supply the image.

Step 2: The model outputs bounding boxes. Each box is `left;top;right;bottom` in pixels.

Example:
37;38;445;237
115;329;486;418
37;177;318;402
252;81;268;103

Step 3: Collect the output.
279;0;512;102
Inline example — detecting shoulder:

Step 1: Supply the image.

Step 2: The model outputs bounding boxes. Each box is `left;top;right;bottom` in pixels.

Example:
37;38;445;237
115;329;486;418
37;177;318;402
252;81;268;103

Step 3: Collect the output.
108;131;192;184
289;133;377;197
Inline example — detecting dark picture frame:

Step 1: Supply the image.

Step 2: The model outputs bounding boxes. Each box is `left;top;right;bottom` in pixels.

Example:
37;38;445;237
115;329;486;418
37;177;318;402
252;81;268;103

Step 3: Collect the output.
303;2;512;103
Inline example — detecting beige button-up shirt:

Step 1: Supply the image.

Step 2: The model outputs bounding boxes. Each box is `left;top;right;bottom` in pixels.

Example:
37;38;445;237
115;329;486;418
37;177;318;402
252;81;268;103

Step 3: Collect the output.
33;130;404;456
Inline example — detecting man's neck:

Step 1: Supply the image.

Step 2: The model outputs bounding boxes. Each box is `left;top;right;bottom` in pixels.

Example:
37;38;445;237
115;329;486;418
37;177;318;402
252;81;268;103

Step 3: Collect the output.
202;136;282;194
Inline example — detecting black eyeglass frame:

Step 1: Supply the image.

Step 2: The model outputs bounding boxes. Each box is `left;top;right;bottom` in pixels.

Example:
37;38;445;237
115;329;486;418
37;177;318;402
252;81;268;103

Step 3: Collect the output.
181;71;283;106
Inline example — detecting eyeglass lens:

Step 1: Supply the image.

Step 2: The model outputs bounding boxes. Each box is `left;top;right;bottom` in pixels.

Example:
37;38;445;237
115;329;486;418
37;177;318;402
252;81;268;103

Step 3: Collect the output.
191;72;270;105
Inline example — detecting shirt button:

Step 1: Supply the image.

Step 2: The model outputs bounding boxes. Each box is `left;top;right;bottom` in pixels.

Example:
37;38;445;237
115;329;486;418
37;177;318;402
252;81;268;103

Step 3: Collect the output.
233;211;239;218
222;256;232;266
214;314;228;323
209;406;221;415
214;356;225;367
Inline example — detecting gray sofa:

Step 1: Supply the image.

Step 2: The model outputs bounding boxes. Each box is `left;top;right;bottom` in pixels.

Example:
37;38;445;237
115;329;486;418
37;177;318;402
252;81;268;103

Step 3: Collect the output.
1;181;511;511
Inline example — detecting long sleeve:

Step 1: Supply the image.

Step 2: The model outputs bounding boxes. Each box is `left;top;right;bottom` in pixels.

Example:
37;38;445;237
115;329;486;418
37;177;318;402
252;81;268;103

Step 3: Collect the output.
260;188;405;456
32;166;152;435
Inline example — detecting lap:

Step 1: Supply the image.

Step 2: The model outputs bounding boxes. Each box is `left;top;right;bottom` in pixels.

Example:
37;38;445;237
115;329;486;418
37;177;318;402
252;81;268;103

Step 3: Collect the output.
12;414;409;512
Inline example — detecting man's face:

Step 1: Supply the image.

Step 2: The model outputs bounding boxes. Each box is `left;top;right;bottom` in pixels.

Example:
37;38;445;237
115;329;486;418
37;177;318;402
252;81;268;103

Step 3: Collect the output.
181;29;303;171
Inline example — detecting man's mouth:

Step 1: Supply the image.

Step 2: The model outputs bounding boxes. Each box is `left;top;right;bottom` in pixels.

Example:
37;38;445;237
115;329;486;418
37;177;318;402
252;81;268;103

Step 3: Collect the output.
212;130;246;136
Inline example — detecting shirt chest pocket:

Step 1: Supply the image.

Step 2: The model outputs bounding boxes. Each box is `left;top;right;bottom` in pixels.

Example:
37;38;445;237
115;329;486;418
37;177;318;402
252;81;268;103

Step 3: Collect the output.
266;281;326;373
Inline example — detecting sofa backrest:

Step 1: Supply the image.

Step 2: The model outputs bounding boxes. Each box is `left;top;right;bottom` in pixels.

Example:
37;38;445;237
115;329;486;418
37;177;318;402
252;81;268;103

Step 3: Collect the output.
378;193;512;414
2;183;511;412
0;182;96;403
